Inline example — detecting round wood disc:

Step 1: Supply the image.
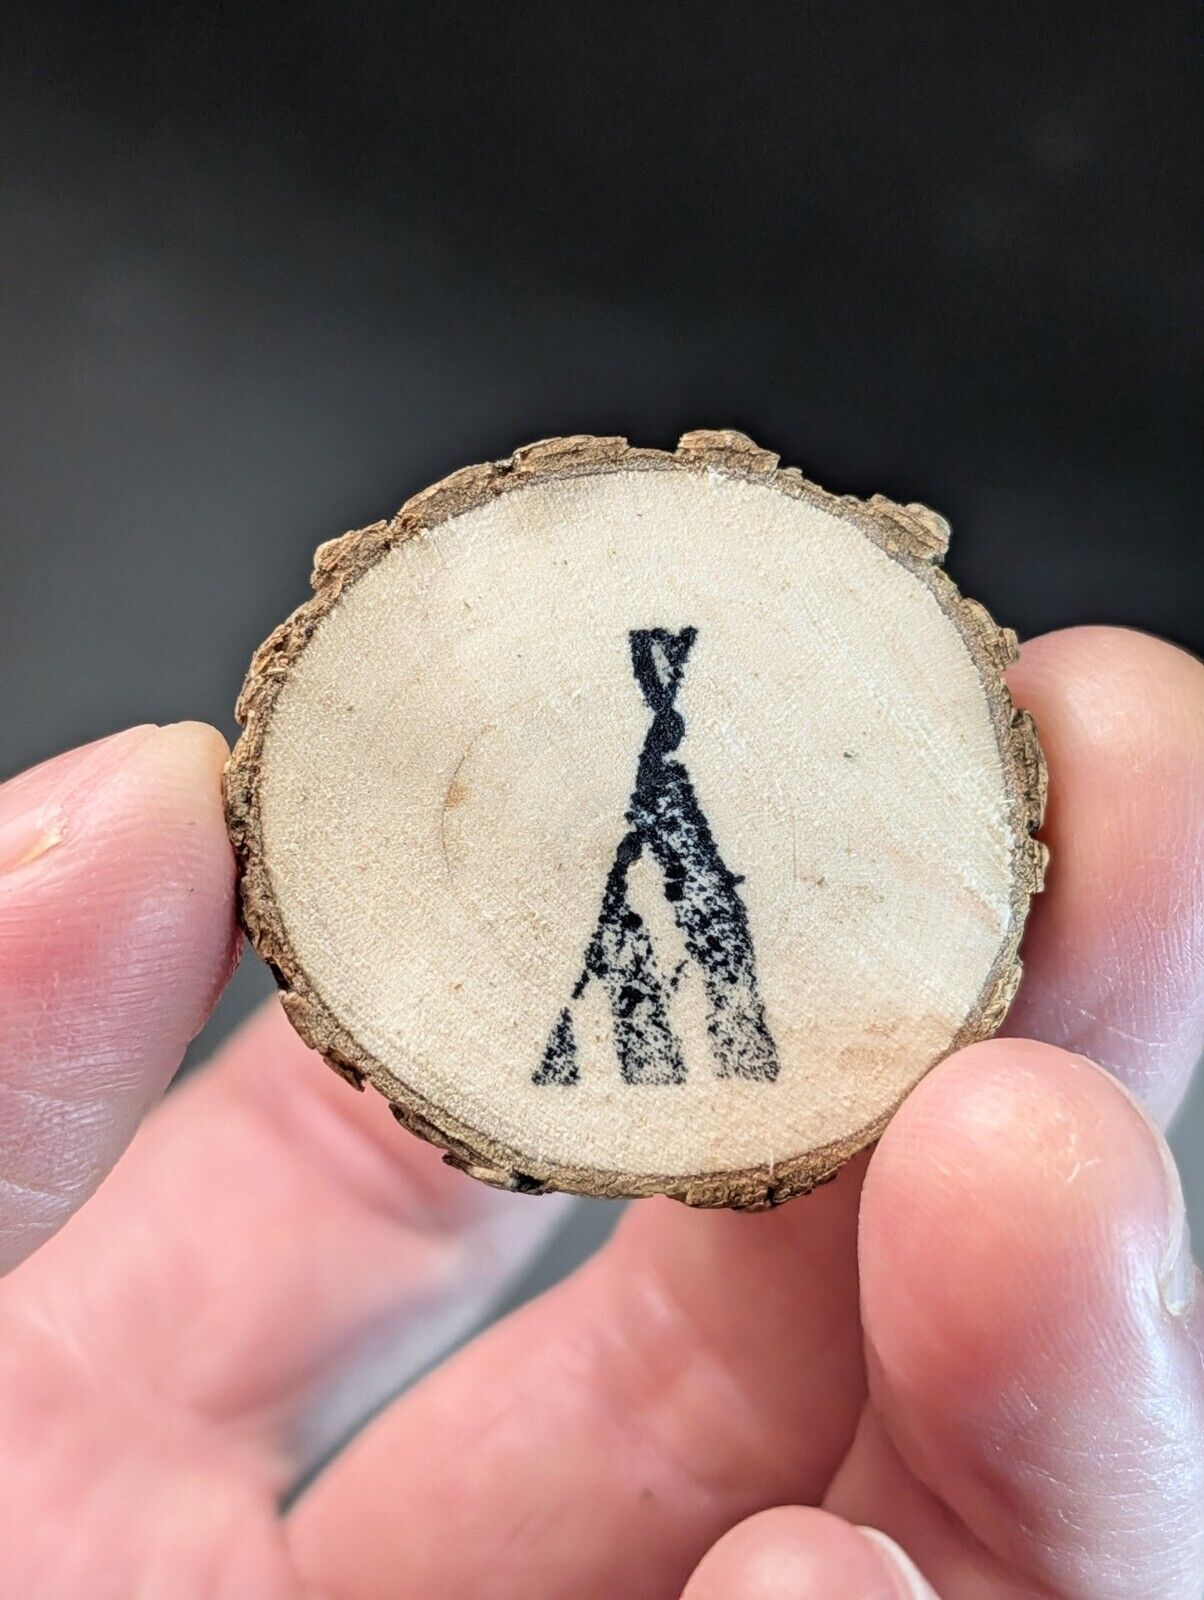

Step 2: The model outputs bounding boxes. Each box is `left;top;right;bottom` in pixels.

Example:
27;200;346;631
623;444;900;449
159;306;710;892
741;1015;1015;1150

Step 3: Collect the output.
226;432;1046;1208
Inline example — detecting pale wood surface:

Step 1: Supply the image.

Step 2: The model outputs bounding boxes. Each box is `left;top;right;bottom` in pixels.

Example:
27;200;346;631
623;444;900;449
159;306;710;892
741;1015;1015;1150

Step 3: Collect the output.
226;432;1046;1207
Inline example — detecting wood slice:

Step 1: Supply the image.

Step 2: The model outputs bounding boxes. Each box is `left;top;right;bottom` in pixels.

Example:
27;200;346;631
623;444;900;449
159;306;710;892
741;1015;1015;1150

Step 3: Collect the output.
226;431;1047;1209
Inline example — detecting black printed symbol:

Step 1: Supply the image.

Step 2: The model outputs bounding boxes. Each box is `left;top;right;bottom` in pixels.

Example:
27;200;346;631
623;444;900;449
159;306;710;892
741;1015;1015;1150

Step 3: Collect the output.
535;627;780;1087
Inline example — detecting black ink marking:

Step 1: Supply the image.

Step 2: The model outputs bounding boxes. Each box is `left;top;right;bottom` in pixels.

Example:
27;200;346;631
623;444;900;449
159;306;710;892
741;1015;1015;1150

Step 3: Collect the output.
534;627;780;1087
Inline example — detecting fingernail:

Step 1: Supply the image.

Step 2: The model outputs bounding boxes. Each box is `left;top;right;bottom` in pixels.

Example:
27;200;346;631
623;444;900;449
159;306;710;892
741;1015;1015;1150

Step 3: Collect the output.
1075;1053;1197;1319
859;1527;932;1598
1156;1136;1197;1319
0;726;159;876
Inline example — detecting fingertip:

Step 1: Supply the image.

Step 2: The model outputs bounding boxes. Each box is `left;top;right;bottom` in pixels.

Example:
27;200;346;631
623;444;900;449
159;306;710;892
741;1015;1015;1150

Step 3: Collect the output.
1011;621;1203;696
120;720;231;836
1004;626;1204;1119
681;1506;933;1599
154;718;231;780
863;1038;1188;1360
97;719;240;1014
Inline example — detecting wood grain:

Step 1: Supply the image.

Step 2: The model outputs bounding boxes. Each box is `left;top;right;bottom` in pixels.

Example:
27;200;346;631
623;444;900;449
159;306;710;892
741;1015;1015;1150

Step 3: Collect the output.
226;432;1047;1208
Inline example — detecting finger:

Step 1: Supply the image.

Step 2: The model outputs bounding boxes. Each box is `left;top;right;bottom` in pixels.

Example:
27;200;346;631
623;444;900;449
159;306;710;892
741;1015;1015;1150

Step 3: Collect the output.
827;1038;1204;1600
2;997;573;1473
0;723;238;1270
287;1162;868;1600
1005;626;1204;1121
285;625;1204;1600
0;1004;576;1594
681;1507;937;1600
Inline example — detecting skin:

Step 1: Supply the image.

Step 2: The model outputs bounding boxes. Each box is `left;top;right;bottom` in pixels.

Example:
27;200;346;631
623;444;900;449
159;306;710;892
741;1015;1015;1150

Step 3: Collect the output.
0;625;1199;1600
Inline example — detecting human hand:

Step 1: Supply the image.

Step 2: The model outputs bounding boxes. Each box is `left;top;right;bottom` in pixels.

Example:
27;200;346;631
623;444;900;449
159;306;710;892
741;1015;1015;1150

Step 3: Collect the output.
0;626;1200;1599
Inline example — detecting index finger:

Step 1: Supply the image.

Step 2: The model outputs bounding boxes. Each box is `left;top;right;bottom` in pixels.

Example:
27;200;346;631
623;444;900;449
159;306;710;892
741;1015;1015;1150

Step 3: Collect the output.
1004;626;1204;1122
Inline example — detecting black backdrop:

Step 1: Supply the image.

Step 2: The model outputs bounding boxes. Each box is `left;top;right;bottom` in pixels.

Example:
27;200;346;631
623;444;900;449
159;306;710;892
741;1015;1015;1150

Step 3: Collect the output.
2;3;1201;1235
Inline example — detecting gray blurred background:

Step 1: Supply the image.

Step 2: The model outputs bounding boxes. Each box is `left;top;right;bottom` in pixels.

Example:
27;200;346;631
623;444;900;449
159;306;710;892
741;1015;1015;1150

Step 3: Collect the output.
2;2;1200;1281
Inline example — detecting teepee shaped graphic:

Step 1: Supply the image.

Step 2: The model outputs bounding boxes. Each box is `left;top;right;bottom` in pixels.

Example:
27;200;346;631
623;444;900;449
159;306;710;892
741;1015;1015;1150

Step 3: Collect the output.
535;627;780;1087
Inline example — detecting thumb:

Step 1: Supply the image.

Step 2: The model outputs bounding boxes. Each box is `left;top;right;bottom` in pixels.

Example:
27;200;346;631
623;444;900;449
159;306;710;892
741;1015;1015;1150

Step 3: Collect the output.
0;723;238;1271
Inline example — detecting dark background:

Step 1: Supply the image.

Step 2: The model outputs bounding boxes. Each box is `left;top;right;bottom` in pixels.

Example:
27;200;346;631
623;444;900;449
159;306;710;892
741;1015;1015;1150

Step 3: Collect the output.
2;3;1201;1247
